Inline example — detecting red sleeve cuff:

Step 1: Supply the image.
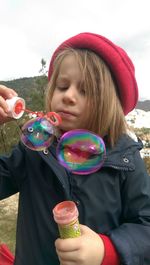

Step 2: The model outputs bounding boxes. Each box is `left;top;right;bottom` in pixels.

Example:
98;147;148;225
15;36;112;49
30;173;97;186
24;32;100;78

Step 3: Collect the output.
0;244;14;265
99;234;120;265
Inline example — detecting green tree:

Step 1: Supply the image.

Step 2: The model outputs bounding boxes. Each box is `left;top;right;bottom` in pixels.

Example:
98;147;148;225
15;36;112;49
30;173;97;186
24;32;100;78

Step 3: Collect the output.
0;60;49;155
34;58;48;101
39;58;47;76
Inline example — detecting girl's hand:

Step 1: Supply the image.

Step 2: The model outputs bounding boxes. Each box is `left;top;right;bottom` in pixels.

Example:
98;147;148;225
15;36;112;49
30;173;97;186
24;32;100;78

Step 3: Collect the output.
55;224;104;265
0;85;18;124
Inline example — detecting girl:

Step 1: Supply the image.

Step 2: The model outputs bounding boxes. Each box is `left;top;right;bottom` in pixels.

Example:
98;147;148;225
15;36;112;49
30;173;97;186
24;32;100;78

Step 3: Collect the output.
0;32;150;265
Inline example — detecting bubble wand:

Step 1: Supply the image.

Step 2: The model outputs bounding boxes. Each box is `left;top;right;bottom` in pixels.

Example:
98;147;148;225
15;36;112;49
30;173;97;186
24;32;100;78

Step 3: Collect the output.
7;96;106;174
6;96;61;124
6;96;62;151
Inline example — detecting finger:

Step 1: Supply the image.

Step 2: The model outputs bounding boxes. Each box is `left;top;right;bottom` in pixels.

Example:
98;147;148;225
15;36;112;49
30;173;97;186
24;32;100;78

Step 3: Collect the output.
0;85;18;99
0;96;9;113
0;108;8;124
79;224;93;235
60;261;75;265
55;238;80;252
56;249;78;263
0;107;7;117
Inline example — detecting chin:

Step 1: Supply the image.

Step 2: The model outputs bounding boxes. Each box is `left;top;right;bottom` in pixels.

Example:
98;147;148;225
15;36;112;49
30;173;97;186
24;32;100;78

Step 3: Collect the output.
59;126;73;133
58;123;78;132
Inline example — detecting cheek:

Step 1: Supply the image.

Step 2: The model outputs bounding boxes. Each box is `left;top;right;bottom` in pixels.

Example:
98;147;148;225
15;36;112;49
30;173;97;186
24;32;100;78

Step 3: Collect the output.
81;100;89;115
81;104;91;123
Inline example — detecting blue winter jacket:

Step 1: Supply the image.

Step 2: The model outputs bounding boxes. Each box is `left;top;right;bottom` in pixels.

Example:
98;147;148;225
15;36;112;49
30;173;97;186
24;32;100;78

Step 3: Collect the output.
0;134;150;265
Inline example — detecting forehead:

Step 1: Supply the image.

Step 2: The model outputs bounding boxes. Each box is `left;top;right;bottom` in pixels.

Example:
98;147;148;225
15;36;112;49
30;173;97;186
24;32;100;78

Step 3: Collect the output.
58;54;81;76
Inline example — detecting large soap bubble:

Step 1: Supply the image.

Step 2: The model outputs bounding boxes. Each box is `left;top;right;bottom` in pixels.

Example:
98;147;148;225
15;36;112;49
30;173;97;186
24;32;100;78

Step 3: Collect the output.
56;129;106;175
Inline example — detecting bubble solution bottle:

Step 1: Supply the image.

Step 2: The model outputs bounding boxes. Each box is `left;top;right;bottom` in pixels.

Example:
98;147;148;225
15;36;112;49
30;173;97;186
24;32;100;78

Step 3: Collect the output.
53;201;81;239
6;96;25;119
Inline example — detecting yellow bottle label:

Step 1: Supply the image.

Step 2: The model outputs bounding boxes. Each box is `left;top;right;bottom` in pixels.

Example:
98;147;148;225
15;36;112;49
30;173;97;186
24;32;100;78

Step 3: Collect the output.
58;219;81;239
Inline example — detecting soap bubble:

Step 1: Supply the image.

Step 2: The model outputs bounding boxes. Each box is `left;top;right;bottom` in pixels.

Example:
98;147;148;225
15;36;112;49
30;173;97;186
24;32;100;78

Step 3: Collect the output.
21;117;55;151
56;129;106;175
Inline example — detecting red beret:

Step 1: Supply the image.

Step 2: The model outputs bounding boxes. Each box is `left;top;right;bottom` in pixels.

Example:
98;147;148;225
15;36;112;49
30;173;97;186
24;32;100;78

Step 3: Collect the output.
48;32;138;115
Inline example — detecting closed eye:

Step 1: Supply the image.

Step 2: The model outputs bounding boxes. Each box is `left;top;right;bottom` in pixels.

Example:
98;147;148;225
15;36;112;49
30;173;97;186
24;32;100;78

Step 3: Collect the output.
56;76;69;91
56;85;68;91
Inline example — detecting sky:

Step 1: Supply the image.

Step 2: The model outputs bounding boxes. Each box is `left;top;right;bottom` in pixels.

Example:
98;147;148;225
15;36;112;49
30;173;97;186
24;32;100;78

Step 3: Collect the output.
0;0;150;100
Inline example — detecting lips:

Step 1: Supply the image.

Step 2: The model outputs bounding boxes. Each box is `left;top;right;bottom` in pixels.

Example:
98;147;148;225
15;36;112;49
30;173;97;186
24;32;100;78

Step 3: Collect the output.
56;108;77;115
57;111;76;118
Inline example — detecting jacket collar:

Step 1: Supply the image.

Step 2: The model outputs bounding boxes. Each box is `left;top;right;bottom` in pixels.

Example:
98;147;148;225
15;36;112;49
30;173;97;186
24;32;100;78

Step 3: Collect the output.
38;134;143;176
38;144;71;198
104;134;143;171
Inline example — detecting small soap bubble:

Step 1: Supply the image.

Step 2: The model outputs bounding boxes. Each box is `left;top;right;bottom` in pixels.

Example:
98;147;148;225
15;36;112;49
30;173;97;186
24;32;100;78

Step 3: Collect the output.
21;117;55;151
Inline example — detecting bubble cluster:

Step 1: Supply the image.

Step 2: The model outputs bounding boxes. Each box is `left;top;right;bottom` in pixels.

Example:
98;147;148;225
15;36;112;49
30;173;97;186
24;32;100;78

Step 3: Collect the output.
56;129;106;175
21;117;55;151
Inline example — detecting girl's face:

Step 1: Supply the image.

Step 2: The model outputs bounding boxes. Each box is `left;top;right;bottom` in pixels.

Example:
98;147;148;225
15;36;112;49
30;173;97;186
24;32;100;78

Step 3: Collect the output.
51;54;89;132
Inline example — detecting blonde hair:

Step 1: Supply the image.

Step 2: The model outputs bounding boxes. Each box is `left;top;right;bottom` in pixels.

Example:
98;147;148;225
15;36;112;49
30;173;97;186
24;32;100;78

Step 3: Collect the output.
45;48;127;147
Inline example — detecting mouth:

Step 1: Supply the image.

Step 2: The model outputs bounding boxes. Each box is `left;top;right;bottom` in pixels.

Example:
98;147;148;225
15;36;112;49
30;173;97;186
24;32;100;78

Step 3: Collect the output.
57;110;77;118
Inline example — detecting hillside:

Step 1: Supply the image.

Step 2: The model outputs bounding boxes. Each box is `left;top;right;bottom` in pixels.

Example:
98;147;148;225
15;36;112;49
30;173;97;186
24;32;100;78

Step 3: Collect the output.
0;76;48;111
0;76;149;111
0;76;47;98
136;100;150;111
126;109;150;128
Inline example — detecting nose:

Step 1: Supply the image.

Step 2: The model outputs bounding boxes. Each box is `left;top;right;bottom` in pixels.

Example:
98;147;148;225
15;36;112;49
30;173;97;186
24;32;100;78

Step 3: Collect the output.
62;85;77;104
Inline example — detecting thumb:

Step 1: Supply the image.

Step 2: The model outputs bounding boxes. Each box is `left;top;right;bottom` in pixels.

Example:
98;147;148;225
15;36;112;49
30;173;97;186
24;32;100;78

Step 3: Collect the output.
80;224;92;235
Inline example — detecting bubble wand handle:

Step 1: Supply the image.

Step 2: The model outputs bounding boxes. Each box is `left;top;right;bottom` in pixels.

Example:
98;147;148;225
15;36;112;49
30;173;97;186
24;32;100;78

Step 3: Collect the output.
5;94;62;128
53;201;81;239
